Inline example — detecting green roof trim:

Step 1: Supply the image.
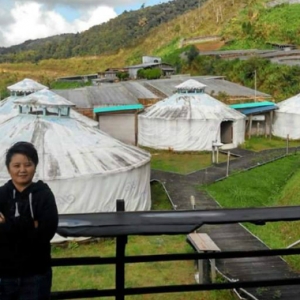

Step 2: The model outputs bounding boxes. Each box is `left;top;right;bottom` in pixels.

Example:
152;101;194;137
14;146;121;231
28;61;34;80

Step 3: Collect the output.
94;104;144;113
230;101;276;109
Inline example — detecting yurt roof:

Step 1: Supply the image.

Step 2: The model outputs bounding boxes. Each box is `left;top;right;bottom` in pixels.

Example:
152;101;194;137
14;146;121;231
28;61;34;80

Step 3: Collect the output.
7;78;48;93
175;79;207;90
14;89;75;107
0;114;150;181
140;92;245;120
0;95;98;127
277;93;300;113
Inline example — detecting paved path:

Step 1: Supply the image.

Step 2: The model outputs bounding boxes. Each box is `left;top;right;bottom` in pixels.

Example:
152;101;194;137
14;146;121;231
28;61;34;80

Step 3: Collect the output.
151;148;300;300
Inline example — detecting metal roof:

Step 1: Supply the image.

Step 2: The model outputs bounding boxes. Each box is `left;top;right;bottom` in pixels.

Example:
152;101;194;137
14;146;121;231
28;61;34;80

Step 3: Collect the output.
94;104;144;113
236;105;278;116
53;82;159;109
140;76;271;98
125;62;173;69
230;101;276;109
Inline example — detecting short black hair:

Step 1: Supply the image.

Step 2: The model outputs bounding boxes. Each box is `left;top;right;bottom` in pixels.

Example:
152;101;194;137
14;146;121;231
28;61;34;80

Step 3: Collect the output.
6;141;39;168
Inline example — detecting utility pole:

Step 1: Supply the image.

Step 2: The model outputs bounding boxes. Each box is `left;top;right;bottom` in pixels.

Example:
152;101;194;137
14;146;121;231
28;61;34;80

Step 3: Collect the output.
254;69;257;102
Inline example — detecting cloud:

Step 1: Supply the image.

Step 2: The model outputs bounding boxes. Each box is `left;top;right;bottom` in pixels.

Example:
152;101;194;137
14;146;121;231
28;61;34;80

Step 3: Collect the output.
0;1;117;47
13;0;147;9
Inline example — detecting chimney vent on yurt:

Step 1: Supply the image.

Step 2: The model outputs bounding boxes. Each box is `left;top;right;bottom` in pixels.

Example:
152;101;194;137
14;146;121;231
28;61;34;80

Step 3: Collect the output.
7;78;48;97
14;89;75;117
175;79;207;94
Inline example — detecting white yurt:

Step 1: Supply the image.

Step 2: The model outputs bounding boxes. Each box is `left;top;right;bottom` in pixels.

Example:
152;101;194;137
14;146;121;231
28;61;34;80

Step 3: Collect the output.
1;79;98;127
138;79;245;151
273;93;300;139
0;91;151;214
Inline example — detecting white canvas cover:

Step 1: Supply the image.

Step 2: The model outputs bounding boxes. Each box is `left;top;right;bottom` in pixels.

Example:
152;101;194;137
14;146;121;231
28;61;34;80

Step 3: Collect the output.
138;80;245;151
0;114;151;215
273;93;300;139
7;78;48;93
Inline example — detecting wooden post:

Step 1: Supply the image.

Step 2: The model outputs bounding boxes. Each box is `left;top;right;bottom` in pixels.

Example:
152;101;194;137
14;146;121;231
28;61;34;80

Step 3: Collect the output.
187;233;220;284
135;112;138;146
269;111;273;139
248;115;253;139
226;151;230;177
264;113;268;137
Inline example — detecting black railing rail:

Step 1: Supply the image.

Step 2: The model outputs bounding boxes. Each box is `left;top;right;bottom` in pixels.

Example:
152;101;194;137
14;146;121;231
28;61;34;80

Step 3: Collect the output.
52;201;300;299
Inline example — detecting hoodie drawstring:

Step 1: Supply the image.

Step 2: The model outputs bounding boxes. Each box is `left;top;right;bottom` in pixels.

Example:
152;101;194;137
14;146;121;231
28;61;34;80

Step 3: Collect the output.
29;193;34;219
14;189;34;219
14;189;20;217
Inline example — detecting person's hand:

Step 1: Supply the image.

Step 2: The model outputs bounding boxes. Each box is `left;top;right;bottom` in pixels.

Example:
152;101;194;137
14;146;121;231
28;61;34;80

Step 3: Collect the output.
0;212;5;223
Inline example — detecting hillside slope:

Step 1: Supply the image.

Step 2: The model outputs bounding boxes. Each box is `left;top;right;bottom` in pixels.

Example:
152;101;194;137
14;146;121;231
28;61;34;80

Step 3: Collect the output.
0;0;204;63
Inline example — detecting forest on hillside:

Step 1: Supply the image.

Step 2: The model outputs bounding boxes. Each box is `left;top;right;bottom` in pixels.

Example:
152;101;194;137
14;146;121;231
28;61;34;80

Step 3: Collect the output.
0;0;205;63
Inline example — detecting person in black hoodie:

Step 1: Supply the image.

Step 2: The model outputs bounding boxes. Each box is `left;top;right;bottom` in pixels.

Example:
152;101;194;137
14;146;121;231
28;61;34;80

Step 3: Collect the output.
0;141;58;300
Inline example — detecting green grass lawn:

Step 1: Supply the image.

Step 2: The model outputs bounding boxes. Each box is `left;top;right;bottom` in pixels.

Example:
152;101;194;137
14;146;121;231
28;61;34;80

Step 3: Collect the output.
240;136;300;152
51;138;300;299
52;182;237;300
203;153;300;270
144;137;300;175
148;149;230;174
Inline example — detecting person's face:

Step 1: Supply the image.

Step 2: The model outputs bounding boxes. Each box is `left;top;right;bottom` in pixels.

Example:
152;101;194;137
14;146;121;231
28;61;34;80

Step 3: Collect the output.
7;154;36;190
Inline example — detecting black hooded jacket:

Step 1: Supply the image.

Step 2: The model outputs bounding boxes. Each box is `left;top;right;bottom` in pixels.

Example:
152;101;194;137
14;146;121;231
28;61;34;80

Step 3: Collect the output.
0;180;58;278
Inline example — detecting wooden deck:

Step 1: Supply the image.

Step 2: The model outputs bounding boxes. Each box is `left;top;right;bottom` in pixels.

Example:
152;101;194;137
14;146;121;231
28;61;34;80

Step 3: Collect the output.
151;148;300;299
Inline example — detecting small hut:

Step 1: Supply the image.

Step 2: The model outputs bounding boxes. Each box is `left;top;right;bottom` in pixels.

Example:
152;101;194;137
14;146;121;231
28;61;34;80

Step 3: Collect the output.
138;79;245;151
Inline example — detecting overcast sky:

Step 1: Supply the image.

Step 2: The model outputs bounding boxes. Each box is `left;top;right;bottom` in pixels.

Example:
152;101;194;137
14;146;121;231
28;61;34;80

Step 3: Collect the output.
0;0;170;47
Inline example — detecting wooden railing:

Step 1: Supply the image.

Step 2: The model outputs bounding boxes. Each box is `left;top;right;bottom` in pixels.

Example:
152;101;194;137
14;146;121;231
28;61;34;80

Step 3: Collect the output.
51;201;300;299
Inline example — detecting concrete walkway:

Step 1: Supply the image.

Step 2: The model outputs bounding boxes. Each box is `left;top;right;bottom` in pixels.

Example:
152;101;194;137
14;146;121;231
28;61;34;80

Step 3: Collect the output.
151;148;300;300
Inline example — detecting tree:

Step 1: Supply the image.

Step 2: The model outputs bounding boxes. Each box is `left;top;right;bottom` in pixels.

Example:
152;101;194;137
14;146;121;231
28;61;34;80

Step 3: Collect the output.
187;46;199;65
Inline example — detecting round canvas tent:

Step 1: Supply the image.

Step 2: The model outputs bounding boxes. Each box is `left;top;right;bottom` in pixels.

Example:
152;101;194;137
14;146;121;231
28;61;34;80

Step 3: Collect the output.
0;94;151;215
138;79;245;151
0;80;98;127
273;93;300;139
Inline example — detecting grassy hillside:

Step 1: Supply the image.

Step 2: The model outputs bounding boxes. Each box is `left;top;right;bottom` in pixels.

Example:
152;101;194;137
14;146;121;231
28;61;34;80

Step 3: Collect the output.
1;0;300;100
0;0;203;63
222;1;300;48
0;0;257;93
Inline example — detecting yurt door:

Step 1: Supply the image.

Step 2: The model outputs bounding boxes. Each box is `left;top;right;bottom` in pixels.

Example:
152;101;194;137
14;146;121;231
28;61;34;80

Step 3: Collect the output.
220;121;233;144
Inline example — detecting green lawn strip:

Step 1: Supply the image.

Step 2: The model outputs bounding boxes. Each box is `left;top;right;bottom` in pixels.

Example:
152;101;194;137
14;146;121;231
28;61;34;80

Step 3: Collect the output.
51;182;236;300
203;154;300;270
149;150;229;174
241;136;300;152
